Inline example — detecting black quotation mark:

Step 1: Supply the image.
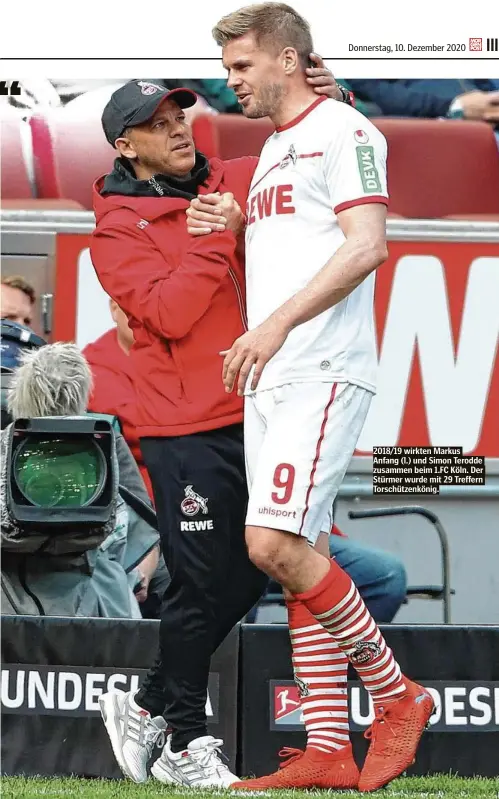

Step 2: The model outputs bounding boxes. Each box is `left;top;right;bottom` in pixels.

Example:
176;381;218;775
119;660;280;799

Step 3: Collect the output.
0;81;21;95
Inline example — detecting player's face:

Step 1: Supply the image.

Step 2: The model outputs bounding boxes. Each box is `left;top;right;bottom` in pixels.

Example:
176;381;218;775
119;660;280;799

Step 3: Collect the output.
223;33;285;119
116;99;196;179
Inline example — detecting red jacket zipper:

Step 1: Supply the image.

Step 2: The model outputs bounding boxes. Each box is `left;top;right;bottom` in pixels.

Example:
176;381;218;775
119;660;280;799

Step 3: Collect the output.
228;268;248;331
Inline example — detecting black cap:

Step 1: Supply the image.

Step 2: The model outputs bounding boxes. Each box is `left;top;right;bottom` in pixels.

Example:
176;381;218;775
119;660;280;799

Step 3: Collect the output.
102;80;197;147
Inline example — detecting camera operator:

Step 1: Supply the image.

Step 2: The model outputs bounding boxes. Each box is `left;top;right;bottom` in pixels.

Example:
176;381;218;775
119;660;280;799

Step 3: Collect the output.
1;342;164;618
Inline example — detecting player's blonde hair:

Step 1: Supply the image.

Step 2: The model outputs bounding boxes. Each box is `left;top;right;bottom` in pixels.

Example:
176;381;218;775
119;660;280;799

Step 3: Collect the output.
212;3;313;68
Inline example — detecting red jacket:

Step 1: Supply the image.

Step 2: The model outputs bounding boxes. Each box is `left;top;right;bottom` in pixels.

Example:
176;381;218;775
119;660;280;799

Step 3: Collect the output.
83;328;154;499
91;156;257;437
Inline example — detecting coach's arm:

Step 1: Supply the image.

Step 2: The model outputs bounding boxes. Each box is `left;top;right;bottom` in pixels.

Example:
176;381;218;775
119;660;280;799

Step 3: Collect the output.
91;221;240;342
221;202;388;395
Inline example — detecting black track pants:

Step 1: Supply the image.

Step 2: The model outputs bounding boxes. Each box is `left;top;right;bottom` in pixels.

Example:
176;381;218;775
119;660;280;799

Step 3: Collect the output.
135;425;268;750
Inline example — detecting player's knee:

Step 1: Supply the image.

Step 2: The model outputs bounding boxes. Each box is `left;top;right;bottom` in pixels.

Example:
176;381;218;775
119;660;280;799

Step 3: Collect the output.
246;527;278;574
245;526;302;582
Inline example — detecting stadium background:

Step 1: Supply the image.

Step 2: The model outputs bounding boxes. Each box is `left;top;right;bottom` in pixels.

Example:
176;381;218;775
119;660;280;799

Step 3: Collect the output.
1;77;498;787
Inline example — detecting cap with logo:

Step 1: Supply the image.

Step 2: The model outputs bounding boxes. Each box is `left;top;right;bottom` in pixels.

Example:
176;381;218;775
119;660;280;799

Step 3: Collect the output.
102;80;197;147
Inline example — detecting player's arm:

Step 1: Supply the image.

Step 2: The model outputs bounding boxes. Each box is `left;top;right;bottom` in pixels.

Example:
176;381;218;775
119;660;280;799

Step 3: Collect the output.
271;202;387;328
221;204;387;395
272;119;389;325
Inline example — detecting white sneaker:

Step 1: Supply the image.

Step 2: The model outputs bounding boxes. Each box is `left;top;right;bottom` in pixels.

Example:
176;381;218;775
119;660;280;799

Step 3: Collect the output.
151;734;240;788
98;689;167;783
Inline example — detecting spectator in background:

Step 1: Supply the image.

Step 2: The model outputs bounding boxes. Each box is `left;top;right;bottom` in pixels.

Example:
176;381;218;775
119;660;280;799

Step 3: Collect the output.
83;299;154;499
1;275;36;327
346;78;499;126
161;79;242;113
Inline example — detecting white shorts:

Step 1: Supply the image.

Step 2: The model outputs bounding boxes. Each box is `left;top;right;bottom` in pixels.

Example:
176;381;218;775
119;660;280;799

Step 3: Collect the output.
244;382;372;545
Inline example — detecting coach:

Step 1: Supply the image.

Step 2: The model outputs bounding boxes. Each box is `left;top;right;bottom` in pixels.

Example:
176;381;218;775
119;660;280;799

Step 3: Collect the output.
90;74;341;784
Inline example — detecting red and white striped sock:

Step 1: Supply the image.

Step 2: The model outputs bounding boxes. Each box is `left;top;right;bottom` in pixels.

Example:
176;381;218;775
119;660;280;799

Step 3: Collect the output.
287;596;350;754
295;561;407;708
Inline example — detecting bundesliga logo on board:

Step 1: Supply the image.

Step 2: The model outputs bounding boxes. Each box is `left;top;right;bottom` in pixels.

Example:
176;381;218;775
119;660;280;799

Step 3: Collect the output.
274;685;303;725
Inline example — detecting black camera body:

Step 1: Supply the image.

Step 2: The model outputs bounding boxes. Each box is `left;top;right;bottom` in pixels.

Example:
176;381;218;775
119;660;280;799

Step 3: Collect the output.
6;416;117;533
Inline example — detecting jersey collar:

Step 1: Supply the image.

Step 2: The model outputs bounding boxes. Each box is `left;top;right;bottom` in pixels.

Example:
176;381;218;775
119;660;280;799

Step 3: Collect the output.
275;96;328;133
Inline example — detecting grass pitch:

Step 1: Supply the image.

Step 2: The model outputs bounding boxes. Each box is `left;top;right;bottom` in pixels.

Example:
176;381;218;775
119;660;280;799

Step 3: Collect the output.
2;775;499;799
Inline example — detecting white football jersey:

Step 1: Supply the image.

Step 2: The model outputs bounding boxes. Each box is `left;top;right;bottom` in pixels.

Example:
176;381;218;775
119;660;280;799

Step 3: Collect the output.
244;96;388;394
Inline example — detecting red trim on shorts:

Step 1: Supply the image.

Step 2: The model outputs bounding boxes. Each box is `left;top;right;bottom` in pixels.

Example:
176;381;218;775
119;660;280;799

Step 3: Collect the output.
250;152;324;194
276;96;327;132
298;383;338;536
334;195;388;215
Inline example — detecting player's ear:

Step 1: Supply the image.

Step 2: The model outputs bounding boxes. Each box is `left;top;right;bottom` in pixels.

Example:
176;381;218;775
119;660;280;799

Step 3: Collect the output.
282;47;299;76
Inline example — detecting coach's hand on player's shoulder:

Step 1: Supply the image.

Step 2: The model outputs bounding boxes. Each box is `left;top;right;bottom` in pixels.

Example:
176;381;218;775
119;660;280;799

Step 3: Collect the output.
306;53;342;101
221;317;290;396
186;192;245;237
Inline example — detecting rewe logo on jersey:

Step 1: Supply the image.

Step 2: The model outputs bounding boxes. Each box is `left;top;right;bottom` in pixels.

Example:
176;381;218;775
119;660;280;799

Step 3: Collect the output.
246;184;295;225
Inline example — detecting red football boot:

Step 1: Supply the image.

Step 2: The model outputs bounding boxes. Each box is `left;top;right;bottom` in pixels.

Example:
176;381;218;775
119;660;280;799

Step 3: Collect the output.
358;679;435;792
232;744;359;790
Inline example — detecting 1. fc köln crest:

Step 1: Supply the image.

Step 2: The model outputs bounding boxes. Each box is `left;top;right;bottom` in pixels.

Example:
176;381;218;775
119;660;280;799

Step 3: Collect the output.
180;485;209;517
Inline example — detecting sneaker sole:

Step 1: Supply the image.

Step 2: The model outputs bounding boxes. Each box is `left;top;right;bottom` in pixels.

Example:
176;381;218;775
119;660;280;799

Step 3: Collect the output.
150;760;183;786
99;693;147;784
151;760;236;789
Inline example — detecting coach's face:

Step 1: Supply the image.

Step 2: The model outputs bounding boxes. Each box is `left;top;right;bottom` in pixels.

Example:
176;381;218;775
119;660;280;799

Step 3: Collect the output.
223;32;287;119
115;98;196;179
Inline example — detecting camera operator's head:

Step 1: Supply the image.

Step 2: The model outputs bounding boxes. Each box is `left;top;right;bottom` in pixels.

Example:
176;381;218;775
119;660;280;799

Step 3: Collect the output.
8;342;92;420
